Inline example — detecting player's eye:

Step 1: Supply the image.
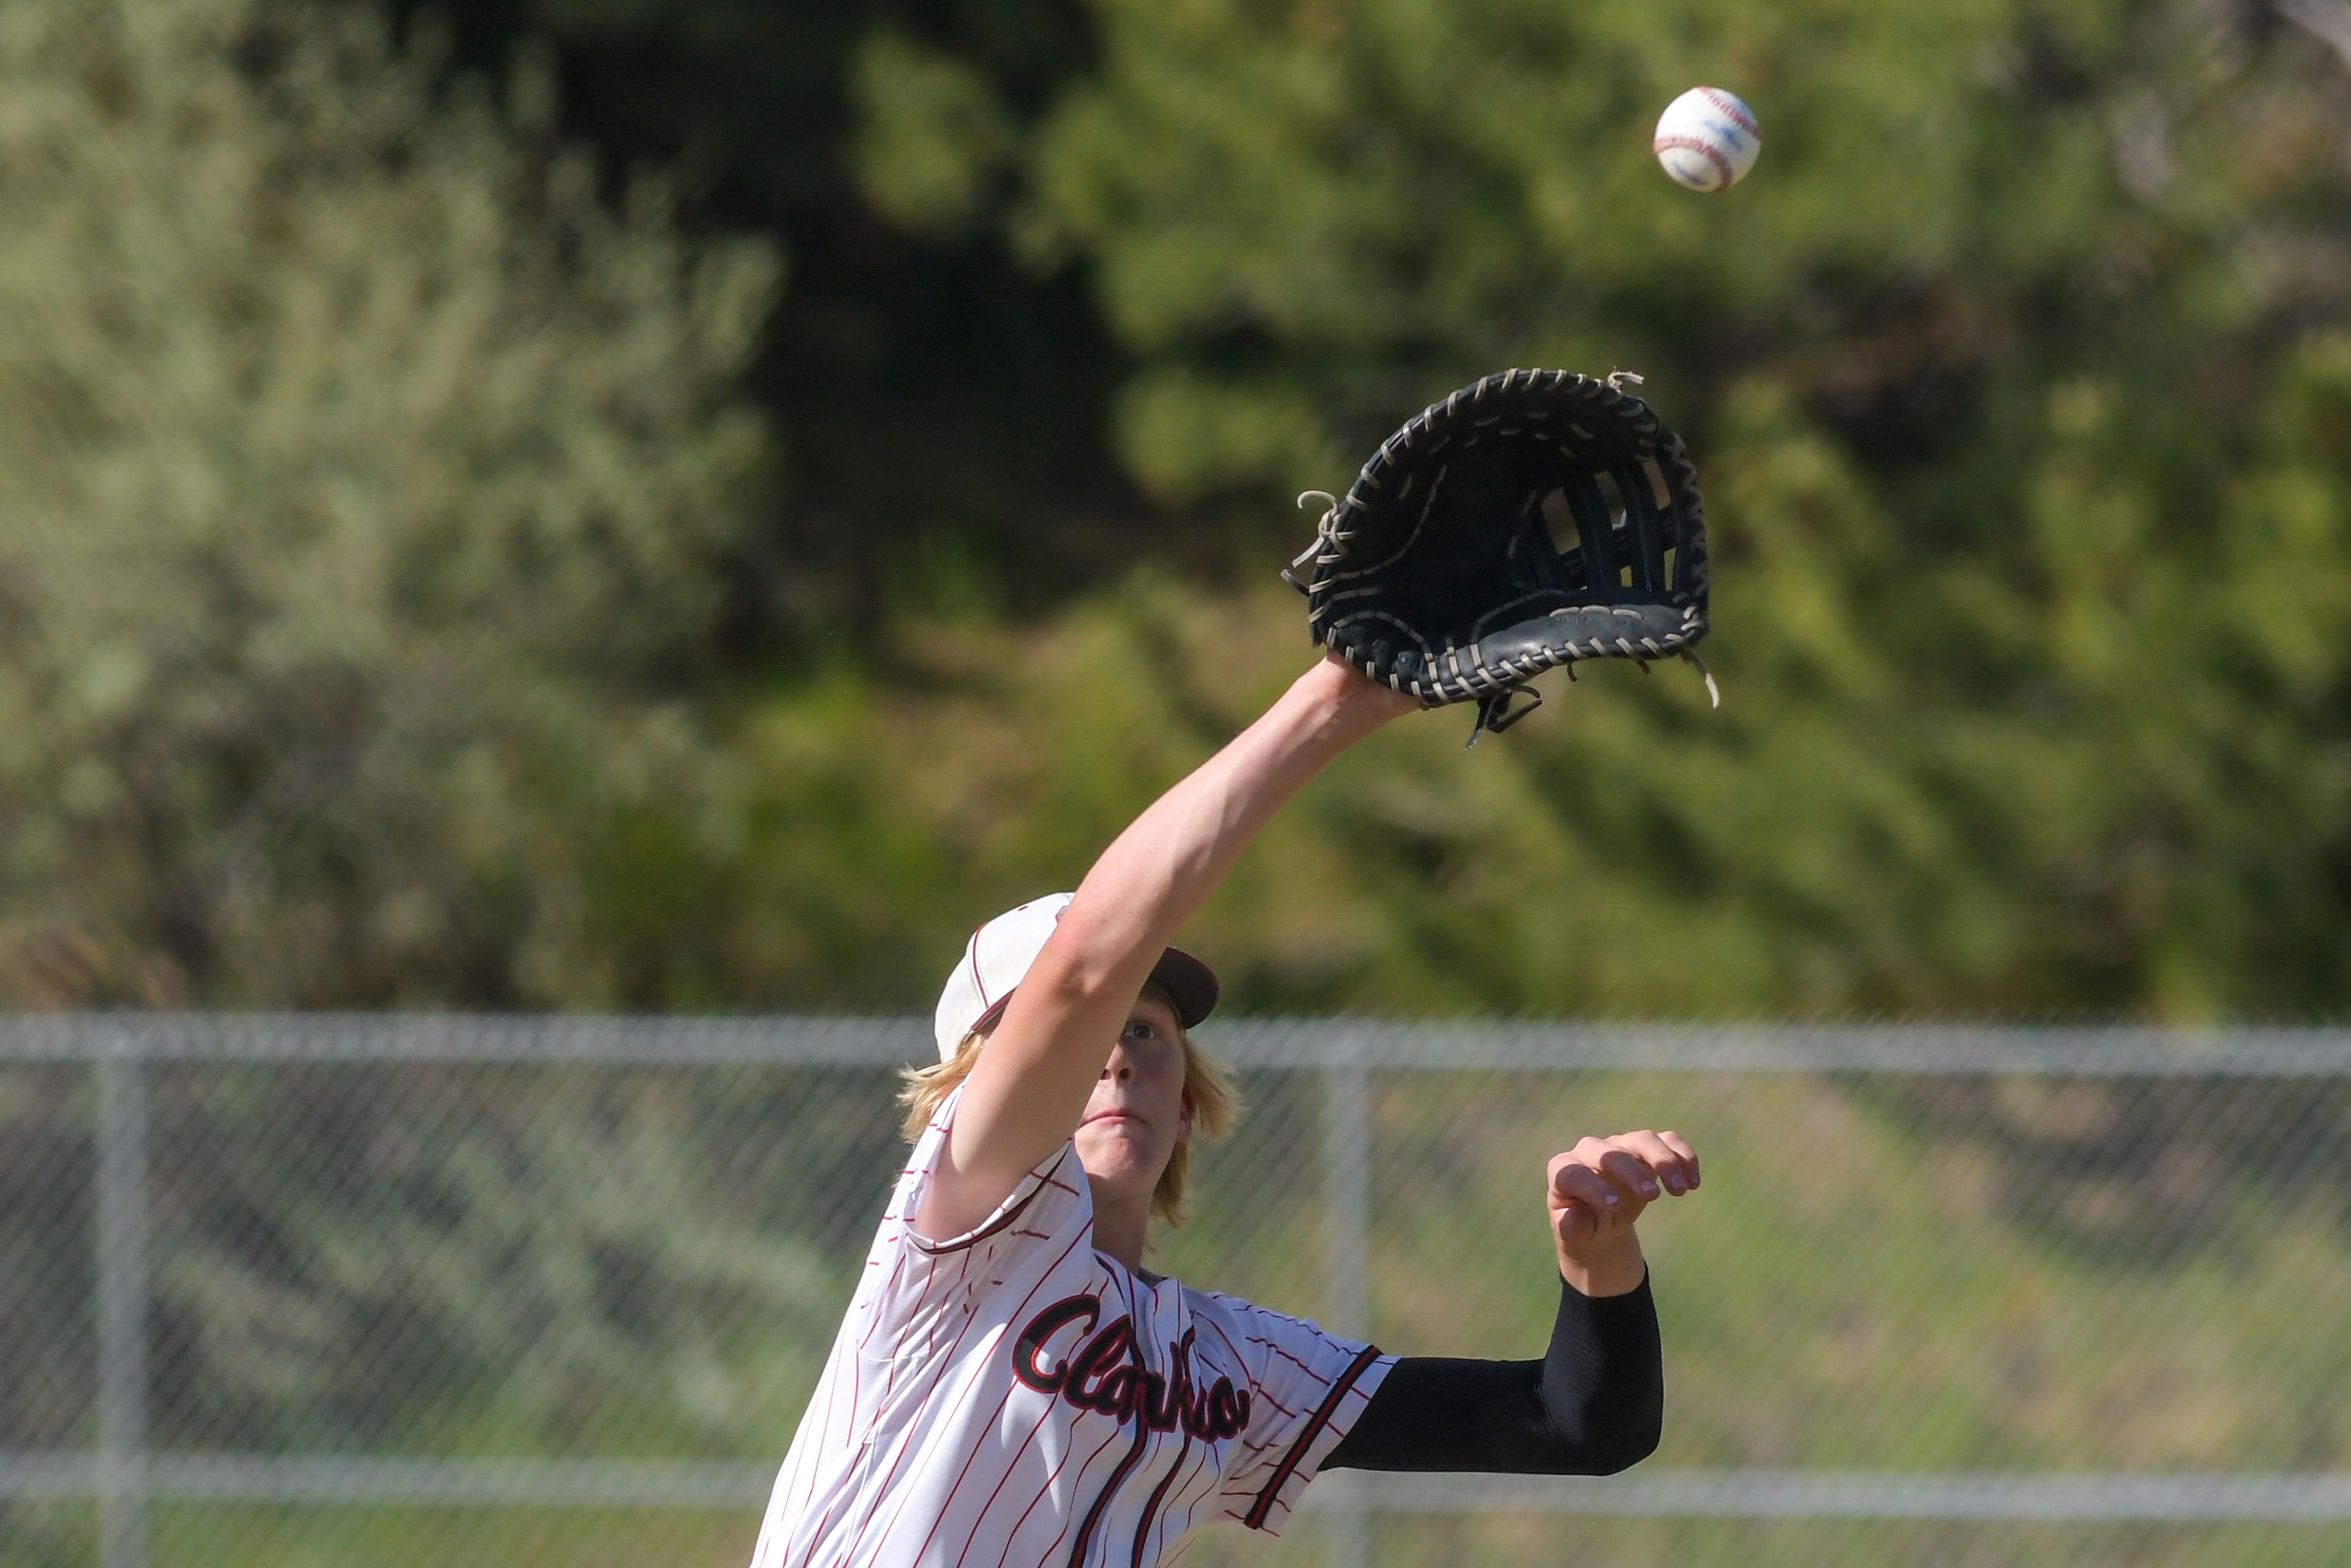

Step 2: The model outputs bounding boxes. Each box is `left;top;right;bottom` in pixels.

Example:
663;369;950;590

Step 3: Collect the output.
1123;1021;1155;1043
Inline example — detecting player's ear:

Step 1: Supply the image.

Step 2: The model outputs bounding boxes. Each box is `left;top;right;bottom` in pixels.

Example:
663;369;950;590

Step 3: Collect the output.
1176;1091;1195;1145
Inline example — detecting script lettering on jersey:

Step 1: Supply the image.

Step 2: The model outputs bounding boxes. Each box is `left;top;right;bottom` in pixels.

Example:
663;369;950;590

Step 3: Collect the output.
1011;1296;1250;1441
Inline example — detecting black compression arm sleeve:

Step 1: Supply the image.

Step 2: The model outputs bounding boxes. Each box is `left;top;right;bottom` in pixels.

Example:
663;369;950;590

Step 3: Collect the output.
1322;1272;1661;1474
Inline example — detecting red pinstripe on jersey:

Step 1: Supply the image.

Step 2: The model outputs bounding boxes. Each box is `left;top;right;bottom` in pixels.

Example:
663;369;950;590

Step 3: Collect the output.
907;1148;1069;1256
1128;1420;1196;1568
1058;1267;1153;1567
985;1414;1094;1565
1248;1338;1335;1386
940;1297;1105;1564
819;1247;967;1568
819;1144;1077;1564
839;1228;1095;1568
1240;1346;1384;1531
902;1286;1101;1561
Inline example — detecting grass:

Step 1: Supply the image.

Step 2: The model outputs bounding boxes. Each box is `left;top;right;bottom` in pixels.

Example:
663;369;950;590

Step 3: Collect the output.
36;1506;2344;1568
1340;1070;2351;1473
12;1063;2350;1566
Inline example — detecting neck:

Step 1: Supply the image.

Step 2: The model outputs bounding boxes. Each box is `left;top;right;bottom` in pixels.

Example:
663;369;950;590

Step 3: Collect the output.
1087;1177;1152;1273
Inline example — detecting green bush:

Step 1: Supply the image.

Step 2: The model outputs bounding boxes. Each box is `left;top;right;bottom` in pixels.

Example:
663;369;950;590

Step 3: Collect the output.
0;0;779;1008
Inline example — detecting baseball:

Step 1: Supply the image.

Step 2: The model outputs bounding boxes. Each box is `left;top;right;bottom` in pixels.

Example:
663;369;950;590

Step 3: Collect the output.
1653;86;1761;193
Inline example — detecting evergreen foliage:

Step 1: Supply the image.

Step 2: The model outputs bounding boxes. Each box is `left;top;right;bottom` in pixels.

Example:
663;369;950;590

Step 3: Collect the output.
8;0;2351;1019
0;0;778;1006
828;0;2351;1019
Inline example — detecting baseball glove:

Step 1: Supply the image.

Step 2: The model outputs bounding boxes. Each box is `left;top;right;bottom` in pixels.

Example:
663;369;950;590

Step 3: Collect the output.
1286;368;1714;743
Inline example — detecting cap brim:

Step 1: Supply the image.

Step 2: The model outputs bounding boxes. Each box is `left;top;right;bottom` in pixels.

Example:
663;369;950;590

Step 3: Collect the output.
1147;947;1220;1029
967;945;1221;1039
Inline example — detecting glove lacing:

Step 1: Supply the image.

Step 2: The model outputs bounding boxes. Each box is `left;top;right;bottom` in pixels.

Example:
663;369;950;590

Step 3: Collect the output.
1682;649;1720;708
1281;491;1346;594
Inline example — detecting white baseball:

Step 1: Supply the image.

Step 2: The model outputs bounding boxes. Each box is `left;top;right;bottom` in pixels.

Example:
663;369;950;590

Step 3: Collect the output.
1653;86;1761;193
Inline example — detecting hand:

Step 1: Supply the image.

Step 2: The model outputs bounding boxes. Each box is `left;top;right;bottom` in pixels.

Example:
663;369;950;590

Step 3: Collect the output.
1545;1130;1699;1297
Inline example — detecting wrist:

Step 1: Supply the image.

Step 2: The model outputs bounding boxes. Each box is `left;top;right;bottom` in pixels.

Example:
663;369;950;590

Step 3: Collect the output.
1295;652;1417;729
1557;1231;1646;1298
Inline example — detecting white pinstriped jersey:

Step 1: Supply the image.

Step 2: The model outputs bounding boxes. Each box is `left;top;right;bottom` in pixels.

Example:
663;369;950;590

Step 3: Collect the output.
751;1087;1393;1568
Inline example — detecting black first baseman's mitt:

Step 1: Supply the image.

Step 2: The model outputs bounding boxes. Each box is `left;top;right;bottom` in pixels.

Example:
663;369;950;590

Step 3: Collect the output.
1286;369;1714;743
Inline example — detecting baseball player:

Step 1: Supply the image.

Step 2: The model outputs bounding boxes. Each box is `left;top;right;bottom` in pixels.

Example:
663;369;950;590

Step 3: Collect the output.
751;654;1698;1568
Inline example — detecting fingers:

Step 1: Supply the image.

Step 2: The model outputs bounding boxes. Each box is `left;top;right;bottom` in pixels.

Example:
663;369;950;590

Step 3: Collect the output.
1548;1130;1702;1214
1618;1128;1699;1195
1595;1146;1662;1202
1659;1130;1699;1187
1548;1153;1622;1214
1562;1136;1660;1208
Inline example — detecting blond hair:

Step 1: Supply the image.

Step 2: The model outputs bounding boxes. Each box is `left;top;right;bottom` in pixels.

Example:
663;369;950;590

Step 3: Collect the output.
898;991;1240;1228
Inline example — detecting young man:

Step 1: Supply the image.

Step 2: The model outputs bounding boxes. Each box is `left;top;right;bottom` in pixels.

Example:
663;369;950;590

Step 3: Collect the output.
752;654;1698;1568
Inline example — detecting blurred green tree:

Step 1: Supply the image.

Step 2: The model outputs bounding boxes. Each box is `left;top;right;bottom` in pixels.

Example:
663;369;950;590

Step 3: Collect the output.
807;0;2351;1019
10;0;2351;1021
380;0;1155;641
0;0;779;1006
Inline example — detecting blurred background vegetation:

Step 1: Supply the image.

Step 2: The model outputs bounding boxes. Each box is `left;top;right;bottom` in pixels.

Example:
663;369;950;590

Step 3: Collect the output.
7;0;2351;1021
12;9;2351;1567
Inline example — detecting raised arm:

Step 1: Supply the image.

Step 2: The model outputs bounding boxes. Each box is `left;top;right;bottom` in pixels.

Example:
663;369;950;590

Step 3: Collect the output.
1327;1129;1699;1476
915;655;1414;1240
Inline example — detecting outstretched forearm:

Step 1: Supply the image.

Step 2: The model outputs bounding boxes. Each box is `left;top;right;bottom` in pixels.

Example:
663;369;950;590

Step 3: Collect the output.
1048;658;1405;1001
930;656;1412;1232
1325;1272;1663;1475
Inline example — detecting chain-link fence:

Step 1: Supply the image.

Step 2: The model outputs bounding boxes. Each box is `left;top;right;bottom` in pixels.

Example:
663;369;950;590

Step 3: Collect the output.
6;1018;2351;1568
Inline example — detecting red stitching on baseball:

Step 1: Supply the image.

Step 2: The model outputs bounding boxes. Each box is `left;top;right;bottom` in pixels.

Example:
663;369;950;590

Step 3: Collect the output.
1652;135;1734;186
1697;87;1758;138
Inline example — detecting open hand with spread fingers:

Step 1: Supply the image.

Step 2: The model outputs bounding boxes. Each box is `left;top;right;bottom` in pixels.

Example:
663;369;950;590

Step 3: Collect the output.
1546;1130;1700;1297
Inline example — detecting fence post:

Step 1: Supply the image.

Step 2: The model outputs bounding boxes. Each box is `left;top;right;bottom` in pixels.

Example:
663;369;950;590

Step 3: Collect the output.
96;1040;151;1568
1321;1038;1374;1568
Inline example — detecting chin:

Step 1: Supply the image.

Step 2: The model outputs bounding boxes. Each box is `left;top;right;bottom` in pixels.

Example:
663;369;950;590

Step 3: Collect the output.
1076;1128;1164;1189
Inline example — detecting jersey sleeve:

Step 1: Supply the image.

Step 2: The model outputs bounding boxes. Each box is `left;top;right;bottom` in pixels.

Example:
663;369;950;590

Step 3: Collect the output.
1213;1300;1395;1536
850;1085;1091;1352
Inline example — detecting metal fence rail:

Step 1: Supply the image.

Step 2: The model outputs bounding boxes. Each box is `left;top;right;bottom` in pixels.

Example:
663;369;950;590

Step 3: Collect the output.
6;1018;2351;1568
14;1015;2351;1071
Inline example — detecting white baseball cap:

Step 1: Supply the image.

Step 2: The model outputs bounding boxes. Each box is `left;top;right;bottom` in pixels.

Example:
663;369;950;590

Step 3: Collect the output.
931;892;1221;1062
